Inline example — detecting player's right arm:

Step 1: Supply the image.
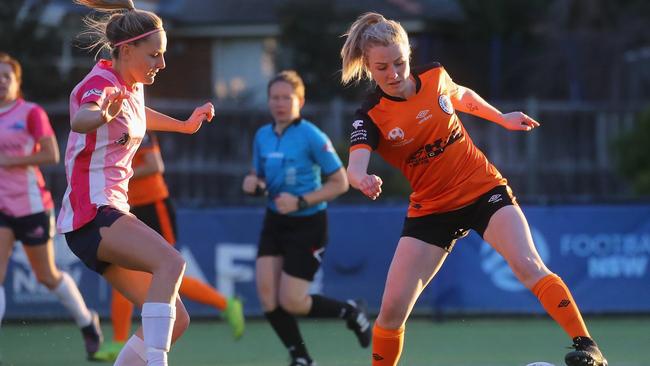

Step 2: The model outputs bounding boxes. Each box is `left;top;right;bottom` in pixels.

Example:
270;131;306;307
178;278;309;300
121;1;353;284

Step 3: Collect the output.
71;85;129;133
347;112;383;200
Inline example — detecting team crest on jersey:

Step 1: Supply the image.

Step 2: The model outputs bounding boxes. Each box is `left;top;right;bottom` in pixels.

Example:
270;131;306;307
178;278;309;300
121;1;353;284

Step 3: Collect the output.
114;132;130;146
438;94;454;115
387;127;405;141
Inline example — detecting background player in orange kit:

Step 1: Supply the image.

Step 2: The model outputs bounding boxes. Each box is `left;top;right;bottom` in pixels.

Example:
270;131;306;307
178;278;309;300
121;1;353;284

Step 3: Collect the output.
93;131;244;361
340;12;607;366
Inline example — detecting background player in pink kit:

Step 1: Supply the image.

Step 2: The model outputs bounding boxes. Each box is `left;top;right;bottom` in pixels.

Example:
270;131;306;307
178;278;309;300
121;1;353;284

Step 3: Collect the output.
0;52;103;359
57;1;214;365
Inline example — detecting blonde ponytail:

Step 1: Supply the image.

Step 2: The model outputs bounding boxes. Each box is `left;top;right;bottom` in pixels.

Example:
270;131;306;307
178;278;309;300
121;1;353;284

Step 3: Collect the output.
340;12;410;85
74;0;163;58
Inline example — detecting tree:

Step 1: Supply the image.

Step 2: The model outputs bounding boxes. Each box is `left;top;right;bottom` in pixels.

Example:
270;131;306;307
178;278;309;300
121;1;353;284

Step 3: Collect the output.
614;107;650;196
0;0;69;101
274;0;358;101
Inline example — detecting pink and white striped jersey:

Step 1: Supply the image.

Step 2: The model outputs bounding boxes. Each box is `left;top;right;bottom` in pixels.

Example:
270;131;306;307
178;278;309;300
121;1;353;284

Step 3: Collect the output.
57;60;146;233
0;99;54;217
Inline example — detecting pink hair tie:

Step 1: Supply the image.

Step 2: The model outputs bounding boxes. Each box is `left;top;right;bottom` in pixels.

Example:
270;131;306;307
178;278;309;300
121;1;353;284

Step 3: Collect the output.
113;28;163;47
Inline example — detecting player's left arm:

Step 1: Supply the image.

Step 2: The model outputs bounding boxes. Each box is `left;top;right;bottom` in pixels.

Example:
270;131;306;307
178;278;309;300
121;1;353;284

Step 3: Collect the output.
448;77;540;131
146;102;214;134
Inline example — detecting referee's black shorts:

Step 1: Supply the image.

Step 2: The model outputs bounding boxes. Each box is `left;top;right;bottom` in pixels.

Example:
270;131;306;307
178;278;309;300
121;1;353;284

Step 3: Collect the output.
257;209;328;281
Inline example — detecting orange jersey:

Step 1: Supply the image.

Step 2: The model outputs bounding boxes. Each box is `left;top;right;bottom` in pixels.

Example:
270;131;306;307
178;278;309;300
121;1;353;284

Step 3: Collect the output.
128;132;169;206
350;63;507;217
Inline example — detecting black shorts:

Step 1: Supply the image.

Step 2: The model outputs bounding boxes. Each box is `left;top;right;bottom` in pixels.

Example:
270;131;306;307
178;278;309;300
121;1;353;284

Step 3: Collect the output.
402;185;517;252
65;205;126;274
0;210;54;246
130;198;177;244
257;209;327;281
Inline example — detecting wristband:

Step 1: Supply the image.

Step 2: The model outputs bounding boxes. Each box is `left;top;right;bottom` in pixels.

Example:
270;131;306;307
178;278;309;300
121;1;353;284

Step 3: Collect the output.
297;195;309;210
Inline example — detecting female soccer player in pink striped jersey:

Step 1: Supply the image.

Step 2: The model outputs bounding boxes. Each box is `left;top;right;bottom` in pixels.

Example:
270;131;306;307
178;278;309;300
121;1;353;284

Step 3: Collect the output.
57;1;214;365
0;52;103;359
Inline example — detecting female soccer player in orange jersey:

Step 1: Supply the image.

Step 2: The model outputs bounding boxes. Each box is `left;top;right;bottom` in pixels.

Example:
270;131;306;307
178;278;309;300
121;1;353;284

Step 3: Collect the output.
93;132;244;361
58;1;214;365
340;12;607;366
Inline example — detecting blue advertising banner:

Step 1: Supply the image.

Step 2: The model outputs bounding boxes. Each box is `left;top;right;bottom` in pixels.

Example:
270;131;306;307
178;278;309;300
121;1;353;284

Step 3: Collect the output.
3;205;649;320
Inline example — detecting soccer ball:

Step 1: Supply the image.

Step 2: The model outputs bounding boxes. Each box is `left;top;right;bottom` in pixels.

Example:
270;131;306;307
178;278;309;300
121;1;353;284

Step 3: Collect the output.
526;362;556;366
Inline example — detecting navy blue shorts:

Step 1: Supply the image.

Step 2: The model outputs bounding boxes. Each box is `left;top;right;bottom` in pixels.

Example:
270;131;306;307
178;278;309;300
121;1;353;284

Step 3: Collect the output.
401;185;518;252
257;209;327;281
0;210;54;246
65;206;126;274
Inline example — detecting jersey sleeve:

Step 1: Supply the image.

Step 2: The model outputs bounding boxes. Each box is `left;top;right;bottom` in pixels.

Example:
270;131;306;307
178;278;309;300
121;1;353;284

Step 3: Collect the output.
26;105;54;141
440;66;460;97
349;109;379;152
77;75;113;106
307;126;343;176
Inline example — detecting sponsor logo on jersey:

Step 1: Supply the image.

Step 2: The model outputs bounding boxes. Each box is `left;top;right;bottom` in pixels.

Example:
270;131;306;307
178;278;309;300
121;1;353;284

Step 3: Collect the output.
406;124;463;167
416;109;433;124
438;94;454;115
81;88;103;101
9;121;25;130
352;120;364;129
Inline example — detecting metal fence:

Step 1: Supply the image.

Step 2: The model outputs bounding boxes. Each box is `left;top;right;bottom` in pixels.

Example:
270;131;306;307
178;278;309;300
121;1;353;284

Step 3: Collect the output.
42;99;646;207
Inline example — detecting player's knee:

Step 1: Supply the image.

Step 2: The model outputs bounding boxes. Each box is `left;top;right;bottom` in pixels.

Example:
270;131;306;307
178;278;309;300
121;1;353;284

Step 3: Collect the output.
156;250;186;281
278;294;308;314
509;256;549;286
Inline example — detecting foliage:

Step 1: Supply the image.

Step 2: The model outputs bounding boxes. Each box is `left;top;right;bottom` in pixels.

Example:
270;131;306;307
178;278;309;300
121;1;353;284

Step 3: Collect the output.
614;107;650;195
274;0;358;101
0;0;69;101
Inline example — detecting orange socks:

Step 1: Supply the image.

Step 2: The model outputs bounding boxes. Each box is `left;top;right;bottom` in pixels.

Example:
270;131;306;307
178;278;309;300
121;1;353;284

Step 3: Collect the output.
532;274;590;339
372;324;404;366
111;288;134;343
179;276;228;310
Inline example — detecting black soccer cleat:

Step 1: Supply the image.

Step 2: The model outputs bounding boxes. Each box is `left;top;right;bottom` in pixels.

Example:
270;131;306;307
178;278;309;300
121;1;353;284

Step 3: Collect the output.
289;357;317;366
80;310;103;359
565;336;608;366
345;299;371;348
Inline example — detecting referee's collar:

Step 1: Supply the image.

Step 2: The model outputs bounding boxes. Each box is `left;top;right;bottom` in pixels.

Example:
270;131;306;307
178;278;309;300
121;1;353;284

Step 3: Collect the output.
272;117;302;135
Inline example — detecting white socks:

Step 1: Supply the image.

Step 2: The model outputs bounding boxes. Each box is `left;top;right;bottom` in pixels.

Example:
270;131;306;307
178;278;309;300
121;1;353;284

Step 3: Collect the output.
142;302;176;366
0;285;5;327
114;335;147;366
51;271;92;327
